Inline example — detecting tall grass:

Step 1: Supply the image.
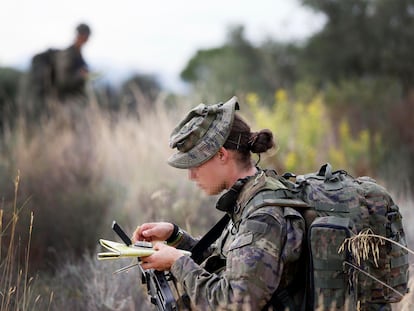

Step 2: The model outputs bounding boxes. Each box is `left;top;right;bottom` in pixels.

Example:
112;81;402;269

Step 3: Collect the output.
0;95;220;309
0;172;46;310
1;96;220;267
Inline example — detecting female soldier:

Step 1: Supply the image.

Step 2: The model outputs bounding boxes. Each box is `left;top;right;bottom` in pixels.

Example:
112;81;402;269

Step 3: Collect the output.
133;96;305;310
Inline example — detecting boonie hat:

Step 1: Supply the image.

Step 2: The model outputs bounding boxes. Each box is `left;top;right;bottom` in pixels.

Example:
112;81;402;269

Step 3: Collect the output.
167;96;239;169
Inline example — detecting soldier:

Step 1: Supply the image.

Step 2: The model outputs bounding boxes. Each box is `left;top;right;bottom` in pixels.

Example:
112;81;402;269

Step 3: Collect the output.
26;23;91;119
132;96;307;310
54;23;91;101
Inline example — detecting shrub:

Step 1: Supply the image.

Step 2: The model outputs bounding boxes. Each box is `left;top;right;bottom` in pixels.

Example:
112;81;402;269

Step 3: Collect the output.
245;90;381;176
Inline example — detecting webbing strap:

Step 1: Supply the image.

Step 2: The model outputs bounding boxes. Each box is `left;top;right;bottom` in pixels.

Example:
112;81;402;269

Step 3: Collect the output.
314;277;345;289
388;273;409;287
247;190;309;210
314;202;349;213
391;254;409;268
312;258;343;270
190;214;230;264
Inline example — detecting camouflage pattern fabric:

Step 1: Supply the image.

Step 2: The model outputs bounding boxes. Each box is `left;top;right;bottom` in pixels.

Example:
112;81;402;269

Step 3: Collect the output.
295;166;409;311
308;216;356;310
251;164;409;311
171;171;306;310
168;96;239;169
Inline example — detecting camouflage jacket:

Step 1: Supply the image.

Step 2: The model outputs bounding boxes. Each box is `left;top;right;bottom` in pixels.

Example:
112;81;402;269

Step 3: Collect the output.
171;171;306;310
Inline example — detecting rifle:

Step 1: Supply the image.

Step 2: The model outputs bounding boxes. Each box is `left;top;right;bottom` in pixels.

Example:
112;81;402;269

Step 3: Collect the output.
109;215;232;310
112;221;178;311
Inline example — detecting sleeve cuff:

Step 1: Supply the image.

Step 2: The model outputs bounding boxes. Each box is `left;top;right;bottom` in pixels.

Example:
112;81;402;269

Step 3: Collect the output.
171;255;200;283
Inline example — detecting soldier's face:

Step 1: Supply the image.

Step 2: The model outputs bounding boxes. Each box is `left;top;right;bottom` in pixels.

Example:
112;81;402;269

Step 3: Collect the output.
78;34;90;45
188;153;225;195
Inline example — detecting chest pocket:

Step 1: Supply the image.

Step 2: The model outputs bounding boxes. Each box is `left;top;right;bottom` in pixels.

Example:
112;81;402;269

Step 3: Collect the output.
227;231;253;252
224;216;269;254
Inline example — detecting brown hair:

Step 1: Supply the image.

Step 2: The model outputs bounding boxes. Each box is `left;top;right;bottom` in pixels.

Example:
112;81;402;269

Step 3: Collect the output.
223;114;275;168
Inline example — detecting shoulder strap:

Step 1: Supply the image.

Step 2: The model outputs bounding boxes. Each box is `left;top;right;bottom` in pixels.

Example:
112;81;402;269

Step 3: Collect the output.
190;214;230;264
246;189;310;210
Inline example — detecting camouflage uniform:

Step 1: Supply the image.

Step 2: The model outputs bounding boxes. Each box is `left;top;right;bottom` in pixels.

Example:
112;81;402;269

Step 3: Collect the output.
171;171;306;310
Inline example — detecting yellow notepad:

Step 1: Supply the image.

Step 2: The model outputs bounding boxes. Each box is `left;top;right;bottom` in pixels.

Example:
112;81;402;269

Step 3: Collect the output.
97;239;191;260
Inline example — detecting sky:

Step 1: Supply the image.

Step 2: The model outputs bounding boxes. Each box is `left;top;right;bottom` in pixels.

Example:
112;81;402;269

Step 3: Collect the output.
0;0;325;92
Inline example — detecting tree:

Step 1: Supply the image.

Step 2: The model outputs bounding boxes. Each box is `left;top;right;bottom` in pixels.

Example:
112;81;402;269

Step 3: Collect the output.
180;25;300;103
118;73;161;116
302;0;414;92
181;26;257;101
302;0;414;186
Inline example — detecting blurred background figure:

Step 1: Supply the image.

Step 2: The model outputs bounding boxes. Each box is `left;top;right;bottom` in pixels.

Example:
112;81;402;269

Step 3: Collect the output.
54;23;91;101
27;23;92;119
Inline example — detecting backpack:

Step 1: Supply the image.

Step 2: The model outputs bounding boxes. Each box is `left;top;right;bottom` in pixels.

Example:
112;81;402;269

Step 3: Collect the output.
257;163;409;310
29;48;59;96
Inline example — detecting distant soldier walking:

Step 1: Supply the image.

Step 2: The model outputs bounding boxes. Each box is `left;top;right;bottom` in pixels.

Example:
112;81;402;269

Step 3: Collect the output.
27;23;92;119
54;23;91;101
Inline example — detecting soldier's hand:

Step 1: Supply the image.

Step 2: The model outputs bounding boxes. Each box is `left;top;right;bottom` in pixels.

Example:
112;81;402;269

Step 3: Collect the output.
132;222;174;243
140;242;184;271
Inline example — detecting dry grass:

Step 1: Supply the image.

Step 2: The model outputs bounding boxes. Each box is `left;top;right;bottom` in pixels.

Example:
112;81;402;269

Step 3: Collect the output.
0;173;42;311
0;95;220;310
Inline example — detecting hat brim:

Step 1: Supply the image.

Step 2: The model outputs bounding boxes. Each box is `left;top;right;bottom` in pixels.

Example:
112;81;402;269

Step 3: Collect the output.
167;96;239;169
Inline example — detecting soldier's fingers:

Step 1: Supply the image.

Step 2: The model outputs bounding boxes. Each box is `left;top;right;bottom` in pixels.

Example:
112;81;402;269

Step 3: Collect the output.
131;226;140;242
140;260;152;270
132;223;156;241
141;227;156;240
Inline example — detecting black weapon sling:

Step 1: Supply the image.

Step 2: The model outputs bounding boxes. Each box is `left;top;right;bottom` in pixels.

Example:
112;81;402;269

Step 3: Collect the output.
190;214;230;264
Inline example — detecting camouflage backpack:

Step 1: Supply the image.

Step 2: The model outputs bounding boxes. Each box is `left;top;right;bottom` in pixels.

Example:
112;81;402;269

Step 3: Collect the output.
257;163;409;310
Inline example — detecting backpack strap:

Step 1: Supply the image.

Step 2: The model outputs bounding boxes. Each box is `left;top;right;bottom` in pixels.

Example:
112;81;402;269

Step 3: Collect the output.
246;188;309;209
245;190;309;311
190;214;230;264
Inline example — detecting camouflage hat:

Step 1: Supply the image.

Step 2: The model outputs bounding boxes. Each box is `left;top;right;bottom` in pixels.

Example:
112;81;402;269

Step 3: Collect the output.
167;96;239;169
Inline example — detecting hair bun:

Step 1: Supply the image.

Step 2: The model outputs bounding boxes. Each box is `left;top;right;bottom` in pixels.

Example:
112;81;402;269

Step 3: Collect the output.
249;130;275;154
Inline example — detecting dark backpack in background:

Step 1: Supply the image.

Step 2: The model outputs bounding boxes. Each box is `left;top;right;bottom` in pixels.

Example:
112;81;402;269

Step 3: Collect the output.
29;48;59;96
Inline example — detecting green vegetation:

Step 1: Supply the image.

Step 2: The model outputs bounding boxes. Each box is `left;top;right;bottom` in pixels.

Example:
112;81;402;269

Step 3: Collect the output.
245;90;380;177
178;0;414;186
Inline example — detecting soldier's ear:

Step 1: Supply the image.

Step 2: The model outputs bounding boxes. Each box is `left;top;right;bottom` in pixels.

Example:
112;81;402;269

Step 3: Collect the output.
217;147;228;162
